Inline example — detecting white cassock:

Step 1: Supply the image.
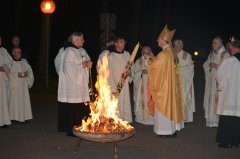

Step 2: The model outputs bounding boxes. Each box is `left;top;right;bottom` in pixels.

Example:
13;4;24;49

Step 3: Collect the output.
132;56;153;125
154;109;184;135
203;46;230;127
177;50;195;123
216;56;240;117
9;58;34;122
108;51;132;123
0;47;12;126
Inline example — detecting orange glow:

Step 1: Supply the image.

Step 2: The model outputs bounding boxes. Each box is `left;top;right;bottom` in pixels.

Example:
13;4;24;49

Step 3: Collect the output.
41;0;55;14
194;51;199;56
74;54;134;133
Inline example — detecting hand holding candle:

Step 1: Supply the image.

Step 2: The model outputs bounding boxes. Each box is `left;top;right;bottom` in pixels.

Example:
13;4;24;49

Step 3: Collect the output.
115;42;140;95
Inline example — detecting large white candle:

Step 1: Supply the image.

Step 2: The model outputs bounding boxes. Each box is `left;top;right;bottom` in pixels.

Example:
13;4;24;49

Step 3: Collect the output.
129;42;140;63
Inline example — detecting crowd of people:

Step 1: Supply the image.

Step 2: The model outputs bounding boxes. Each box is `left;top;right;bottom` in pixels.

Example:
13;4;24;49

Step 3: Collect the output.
0;35;34;128
2;24;238;150
54;25;240;149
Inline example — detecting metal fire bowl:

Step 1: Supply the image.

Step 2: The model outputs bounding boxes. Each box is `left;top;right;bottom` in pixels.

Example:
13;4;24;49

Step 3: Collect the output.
72;129;135;143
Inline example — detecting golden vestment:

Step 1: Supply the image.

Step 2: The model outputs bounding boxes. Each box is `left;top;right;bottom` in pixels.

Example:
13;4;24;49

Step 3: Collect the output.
147;44;185;123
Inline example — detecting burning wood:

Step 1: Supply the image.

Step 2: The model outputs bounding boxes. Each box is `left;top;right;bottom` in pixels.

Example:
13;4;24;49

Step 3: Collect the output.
74;52;134;133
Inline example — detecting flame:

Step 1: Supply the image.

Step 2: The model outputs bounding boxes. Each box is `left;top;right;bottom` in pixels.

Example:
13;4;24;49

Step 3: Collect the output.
74;53;134;133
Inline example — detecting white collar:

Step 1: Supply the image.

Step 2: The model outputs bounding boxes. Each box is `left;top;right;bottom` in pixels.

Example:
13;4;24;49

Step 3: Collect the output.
214;46;226;54
177;50;184;55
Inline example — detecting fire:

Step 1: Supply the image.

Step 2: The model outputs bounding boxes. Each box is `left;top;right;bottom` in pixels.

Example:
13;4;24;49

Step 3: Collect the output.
74;53;134;133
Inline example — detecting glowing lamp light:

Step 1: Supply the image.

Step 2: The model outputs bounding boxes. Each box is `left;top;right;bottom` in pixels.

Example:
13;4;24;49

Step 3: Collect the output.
41;0;55;14
194;51;199;56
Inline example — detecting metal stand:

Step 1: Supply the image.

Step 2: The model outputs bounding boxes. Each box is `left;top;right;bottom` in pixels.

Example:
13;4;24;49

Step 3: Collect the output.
113;142;118;159
73;138;82;153
44;14;51;88
74;139;119;159
88;68;94;102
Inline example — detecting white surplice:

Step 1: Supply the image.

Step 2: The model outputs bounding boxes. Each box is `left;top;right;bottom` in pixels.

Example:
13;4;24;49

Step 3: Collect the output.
0;47;12;126
216;56;240;117
108;51;132;123
132;56;153;125
55;47;90;76
177;50;195;122
58;47;90;103
9;59;34;122
203;46;230;127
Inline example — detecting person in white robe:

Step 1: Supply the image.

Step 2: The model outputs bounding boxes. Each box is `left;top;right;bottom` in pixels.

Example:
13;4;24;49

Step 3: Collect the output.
132;46;154;125
108;36;133;123
57;32;92;136
9;47;34;122
203;36;230;127
54;35;91;133
0;36;12;128
173;39;195;123
216;39;240;148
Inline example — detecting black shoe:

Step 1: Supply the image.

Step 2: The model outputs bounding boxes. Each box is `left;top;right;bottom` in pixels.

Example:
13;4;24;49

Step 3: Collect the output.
158;135;166;138
218;143;232;149
172;132;177;137
231;144;239;148
158;132;177;138
1;125;9;128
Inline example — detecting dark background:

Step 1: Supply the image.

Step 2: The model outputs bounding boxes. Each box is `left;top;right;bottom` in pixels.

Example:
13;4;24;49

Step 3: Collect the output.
0;0;239;88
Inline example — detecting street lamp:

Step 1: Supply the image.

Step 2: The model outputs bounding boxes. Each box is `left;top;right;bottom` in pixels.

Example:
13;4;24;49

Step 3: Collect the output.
41;0;55;14
40;0;55;88
194;51;199;56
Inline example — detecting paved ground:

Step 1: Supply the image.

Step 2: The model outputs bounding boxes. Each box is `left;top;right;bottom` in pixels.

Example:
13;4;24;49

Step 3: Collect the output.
0;66;239;159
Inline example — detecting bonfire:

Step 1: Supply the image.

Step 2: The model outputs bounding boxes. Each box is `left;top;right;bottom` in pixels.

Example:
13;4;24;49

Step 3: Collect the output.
74;53;134;133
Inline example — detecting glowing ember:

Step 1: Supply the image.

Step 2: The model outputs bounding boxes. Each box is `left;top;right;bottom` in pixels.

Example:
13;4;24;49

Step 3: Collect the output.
74;53;134;133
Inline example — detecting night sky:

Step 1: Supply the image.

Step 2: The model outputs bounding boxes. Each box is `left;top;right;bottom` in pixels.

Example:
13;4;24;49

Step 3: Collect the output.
0;0;239;77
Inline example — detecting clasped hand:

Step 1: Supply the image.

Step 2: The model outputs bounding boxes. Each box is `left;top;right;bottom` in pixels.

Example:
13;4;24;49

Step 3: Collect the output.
142;69;148;74
83;60;92;68
209;62;219;69
0;67;5;72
